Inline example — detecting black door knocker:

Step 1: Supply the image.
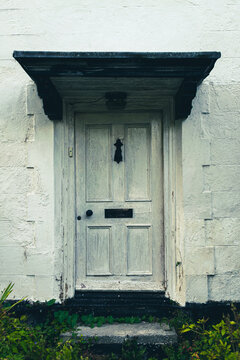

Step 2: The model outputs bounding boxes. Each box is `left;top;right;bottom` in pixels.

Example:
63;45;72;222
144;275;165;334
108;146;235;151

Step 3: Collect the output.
114;138;123;164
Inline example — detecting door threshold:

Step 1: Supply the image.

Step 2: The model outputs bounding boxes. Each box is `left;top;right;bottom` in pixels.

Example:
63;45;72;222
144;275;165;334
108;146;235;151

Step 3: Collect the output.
76;280;165;291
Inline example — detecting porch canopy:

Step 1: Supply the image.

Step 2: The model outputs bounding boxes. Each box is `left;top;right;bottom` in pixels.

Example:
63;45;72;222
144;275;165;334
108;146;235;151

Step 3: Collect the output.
13;51;220;120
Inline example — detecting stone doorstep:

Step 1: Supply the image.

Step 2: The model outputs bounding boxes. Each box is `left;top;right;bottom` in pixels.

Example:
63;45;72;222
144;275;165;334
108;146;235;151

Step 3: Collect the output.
61;322;177;346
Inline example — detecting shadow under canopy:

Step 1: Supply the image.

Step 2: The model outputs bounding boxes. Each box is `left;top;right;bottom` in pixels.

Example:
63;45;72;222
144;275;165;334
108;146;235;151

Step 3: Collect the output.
13;51;220;120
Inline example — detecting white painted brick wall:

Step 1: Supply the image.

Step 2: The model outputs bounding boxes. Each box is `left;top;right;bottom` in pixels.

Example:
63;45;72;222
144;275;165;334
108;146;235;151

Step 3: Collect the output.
0;0;239;303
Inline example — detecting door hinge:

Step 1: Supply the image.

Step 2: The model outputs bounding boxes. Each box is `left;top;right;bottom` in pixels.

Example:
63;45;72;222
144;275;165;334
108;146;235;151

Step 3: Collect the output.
68;147;73;158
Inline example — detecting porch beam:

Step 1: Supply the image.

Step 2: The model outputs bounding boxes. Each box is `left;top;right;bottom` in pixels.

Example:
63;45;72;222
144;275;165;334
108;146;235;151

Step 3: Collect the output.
13;51;220;120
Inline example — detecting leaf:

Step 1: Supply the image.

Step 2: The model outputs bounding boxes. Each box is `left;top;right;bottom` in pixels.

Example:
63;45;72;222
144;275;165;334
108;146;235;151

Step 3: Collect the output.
0;283;14;304
107;316;114;324
13;346;19;354
46;299;56;306
70;313;78;328
180;328;192;333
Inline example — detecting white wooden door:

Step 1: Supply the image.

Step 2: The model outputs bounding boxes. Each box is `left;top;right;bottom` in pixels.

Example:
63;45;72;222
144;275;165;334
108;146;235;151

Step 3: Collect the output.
75;112;164;290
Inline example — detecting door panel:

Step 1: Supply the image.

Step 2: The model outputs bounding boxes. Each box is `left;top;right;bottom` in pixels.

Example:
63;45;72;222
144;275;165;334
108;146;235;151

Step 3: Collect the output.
86;125;112;202
86;226;112;275
125;125;151;201
126;225;152;275
75;112;164;291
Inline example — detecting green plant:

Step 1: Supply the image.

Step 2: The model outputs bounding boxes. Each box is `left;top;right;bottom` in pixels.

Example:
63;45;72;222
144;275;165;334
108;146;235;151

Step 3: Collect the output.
54;310;78;329
164;304;240;360
161;309;191;331
0;283;26;319
163;339;195;360
108;337;147;360
0;283;88;360
121;338;146;360
80;314;142;328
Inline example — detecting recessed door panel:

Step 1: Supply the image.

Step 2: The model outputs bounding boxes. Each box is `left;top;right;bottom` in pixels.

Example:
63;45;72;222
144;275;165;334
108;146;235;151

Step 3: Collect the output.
125;125;151;201
86;125;112;202
126;225;152;275
86;226;112;276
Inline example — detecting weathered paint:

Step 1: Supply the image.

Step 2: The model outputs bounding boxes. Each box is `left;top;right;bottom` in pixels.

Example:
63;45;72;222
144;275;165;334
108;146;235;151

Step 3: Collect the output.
0;0;240;304
75;113;164;290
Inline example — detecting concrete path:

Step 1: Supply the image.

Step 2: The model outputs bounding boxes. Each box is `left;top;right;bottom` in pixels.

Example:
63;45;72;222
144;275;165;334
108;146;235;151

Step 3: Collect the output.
62;322;177;345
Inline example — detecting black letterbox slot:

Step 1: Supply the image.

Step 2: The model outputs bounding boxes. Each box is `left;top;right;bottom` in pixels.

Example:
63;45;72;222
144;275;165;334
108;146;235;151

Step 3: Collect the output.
105;209;133;218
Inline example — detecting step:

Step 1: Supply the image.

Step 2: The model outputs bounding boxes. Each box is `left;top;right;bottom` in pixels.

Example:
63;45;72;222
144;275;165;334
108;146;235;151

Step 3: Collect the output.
64;291;174;316
62;322;177;346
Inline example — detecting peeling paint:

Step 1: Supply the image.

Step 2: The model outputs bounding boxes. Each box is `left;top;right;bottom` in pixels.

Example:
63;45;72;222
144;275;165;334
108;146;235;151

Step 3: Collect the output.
0;0;239;304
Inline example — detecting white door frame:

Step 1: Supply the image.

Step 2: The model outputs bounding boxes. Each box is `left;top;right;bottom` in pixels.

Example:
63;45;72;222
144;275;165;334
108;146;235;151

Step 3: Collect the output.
54;98;184;303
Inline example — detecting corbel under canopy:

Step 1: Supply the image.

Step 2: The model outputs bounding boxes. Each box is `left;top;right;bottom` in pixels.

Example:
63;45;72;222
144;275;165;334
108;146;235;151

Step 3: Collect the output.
13;51;221;120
